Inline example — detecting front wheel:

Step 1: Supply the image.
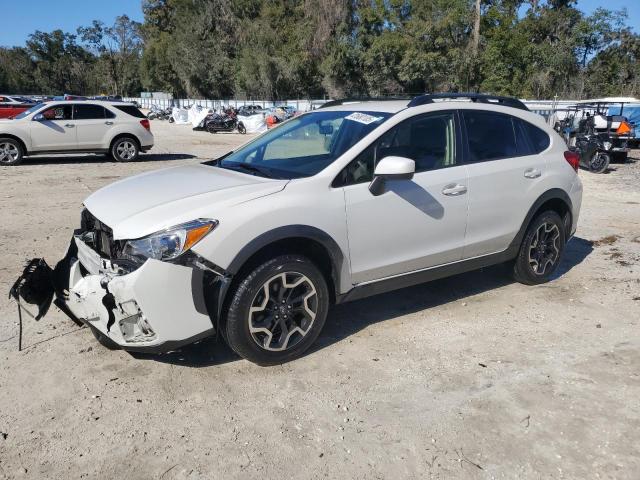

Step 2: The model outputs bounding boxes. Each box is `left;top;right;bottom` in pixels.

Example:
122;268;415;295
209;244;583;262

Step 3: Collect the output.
0;138;24;166
111;137;139;162
513;211;566;285
224;255;329;365
589;152;609;173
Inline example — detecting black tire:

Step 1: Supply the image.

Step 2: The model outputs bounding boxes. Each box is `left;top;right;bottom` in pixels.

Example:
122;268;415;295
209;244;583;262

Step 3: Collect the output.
224;254;329;366
589;152;609;173
90;326;120;350
0;137;24;166
513;211;566;285
237;122;246;134
111;137;139;162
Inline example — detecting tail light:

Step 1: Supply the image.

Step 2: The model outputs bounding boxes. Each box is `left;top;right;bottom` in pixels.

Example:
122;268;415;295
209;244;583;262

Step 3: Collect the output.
564;151;580;172
140;119;151;131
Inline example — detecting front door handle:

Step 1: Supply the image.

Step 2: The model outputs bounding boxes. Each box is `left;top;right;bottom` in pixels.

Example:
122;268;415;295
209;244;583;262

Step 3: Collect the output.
105;121;114;125
64;123;75;128
442;184;467;196
524;168;541;179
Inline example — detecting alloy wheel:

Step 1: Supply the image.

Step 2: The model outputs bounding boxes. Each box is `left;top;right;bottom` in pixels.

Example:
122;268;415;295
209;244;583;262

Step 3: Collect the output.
116;141;137;160
528;222;561;275
248;272;318;352
0;142;19;164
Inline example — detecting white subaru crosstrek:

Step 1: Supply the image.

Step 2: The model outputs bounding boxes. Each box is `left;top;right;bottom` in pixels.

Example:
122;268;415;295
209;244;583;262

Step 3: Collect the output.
12;94;582;365
0;100;153;165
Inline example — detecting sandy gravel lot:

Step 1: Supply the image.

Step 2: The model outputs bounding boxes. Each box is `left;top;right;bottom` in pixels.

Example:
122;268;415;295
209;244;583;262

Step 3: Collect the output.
0;121;639;479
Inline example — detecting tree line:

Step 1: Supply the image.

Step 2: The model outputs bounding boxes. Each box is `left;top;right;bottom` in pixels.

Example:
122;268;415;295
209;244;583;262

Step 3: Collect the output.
1;0;638;100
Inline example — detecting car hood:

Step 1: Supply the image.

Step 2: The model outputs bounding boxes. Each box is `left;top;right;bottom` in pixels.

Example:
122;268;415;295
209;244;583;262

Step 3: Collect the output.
84;164;288;239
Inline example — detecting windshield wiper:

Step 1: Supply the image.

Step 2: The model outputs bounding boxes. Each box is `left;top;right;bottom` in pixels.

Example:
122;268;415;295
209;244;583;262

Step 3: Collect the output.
224;162;278;179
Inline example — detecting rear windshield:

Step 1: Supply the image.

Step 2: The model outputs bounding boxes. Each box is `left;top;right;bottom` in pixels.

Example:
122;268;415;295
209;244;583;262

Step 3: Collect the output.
114;105;146;118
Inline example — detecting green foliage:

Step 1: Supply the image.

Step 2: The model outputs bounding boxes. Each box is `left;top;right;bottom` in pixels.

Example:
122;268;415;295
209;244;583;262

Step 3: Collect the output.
1;0;638;99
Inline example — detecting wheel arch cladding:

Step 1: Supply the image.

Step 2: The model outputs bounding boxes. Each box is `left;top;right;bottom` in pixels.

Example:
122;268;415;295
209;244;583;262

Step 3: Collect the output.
512;189;573;249
226;225;345;303
0;134;27;154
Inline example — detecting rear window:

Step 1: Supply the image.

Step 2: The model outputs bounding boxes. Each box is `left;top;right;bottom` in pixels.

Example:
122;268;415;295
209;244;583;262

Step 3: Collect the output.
114;105;146;118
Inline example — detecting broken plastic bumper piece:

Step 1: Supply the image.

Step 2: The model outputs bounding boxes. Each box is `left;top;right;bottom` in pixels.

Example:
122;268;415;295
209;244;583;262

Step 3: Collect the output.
63;235;216;352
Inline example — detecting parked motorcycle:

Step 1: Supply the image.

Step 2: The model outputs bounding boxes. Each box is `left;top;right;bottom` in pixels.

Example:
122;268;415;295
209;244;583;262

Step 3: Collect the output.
573;132;610;174
147;105;173;121
203;110;246;134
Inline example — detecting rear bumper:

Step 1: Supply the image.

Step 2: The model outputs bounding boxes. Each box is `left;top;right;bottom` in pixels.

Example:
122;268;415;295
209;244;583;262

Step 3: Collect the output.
58;235;219;353
569;177;583;236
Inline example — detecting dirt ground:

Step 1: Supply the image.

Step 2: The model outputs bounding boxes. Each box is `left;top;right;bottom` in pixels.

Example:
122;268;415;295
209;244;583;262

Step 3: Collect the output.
0;121;638;479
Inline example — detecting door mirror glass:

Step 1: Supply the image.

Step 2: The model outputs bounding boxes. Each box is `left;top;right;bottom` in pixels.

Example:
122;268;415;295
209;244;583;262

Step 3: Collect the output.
33;113;44;121
369;156;415;196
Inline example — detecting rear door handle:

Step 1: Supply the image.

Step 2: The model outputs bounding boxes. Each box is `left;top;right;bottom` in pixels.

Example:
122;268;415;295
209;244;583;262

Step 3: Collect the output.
64;123;74;128
105;121;114;125
442;184;467;196
524;168;541;179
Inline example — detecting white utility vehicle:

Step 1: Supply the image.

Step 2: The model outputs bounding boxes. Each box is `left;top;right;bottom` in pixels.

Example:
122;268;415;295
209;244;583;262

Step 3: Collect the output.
0;100;153;165
12;94;582;365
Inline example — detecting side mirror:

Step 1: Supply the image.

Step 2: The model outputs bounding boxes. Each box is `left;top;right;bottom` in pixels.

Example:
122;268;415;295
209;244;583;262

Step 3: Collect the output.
369;156;415;196
33;113;44;121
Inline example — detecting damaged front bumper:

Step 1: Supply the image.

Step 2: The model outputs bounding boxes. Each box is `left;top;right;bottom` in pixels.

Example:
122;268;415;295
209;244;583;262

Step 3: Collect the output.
54;234;224;353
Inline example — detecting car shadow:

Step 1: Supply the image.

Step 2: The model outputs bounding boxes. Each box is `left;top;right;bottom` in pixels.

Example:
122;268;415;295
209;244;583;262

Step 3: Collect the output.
135;236;593;368
22;153;196;165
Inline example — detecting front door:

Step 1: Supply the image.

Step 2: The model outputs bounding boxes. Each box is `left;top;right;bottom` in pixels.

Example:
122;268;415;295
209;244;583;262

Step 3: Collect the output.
337;111;469;284
29;104;76;151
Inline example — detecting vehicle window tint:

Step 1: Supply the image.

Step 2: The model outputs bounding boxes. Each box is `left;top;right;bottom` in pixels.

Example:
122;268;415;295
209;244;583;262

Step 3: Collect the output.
41;105;73;121
73;104;106;120
463;111;517;162
513;118;534;156
334;112;456;186
521;120;550;153
104;108;116;119
114;105;146;118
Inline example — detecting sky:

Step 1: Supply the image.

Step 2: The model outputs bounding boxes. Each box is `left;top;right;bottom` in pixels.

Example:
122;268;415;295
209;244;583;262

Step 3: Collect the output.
0;0;637;48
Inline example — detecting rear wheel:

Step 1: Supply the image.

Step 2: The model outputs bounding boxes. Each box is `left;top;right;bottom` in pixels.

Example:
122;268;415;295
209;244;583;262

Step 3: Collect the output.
237;122;247;134
111;137;139;162
513;211;566;285
0;138;24;166
224;255;329;365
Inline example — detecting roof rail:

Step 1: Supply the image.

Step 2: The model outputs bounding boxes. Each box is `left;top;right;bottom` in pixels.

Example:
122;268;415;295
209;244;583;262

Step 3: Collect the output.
318;96;411;109
408;93;529;111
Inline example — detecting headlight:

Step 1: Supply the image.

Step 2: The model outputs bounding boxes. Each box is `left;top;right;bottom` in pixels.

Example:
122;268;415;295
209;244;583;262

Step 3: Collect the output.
603;141;612;150
121;219;217;263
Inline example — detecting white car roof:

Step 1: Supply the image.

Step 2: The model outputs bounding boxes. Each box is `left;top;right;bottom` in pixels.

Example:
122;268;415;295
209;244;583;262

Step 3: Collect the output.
319;100;409;113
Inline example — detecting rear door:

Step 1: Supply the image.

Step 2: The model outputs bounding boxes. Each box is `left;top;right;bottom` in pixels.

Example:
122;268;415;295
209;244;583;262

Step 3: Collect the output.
74;104;115;150
29;104;76;151
339;111;469;284
461;109;551;258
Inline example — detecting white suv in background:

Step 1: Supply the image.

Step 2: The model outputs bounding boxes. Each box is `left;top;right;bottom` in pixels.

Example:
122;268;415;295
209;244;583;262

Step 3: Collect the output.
0;100;153;165
13;94;582;365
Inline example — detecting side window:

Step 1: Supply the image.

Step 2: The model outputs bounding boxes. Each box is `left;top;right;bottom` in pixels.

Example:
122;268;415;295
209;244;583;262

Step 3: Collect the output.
104;108;116;119
521;120;550;153
41;105;73;121
73;104;107;120
463;110;518;162
334;111;457;187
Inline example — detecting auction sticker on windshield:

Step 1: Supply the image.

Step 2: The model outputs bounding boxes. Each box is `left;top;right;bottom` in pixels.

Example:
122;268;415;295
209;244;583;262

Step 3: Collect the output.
345;112;384;125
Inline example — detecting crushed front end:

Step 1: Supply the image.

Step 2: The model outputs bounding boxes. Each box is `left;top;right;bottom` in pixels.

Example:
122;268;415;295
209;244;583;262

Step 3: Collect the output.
12;209;228;353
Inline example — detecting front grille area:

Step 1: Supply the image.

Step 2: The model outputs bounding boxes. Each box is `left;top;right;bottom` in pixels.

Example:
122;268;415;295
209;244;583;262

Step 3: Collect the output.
80;209;116;258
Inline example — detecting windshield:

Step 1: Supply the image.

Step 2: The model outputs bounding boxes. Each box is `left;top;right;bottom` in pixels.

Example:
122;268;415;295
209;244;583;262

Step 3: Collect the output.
13;103;43;120
212;110;392;179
